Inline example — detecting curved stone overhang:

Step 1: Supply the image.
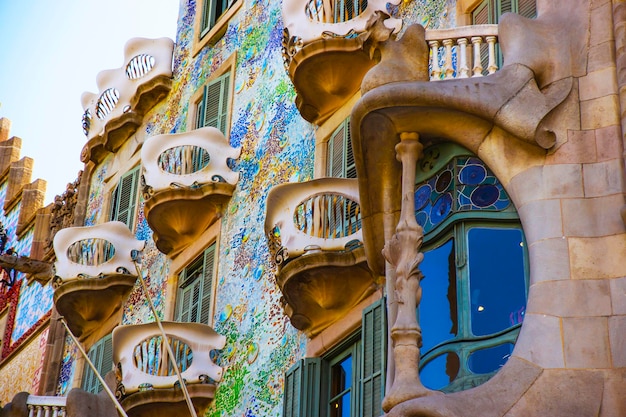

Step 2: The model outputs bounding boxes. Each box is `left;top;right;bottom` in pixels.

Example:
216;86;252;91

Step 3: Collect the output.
53;273;137;350
286;36;375;124
144;183;236;256
80;37;174;164
277;246;377;337
120;384;217;417
351;63;573;276
81;75;172;165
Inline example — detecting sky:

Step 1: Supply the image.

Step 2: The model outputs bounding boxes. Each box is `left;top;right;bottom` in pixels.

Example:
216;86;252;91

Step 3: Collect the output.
0;0;180;204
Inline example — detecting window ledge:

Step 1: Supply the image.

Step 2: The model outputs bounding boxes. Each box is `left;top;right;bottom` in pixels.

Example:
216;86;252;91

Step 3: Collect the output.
192;0;243;57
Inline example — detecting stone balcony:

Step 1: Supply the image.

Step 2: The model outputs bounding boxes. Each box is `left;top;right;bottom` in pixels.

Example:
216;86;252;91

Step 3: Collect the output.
80;37;174;164
112;321;226;417
140;127;240;256
265;177;377;336
52;221;145;349
26;395;67;417
281;0;402;124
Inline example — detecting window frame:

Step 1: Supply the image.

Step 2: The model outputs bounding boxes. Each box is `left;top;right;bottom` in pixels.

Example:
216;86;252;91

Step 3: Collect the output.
174;242;218;326
81;333;113;394
192;0;244;56
109;166;140;231
415;143;529;393
189;54;236;137
283;298;386;417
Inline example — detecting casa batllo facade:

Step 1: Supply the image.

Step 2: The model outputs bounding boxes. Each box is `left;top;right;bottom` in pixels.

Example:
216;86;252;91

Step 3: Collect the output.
1;0;625;416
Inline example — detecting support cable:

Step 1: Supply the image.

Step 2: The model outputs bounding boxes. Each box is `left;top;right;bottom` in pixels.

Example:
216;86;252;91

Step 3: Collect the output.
58;317;129;417
132;256;198;417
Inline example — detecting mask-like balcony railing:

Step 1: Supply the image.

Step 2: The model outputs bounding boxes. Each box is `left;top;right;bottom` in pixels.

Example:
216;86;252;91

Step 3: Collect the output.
112;321;226;417
26;395;67;417
80;37;174;164
425;24;499;80
281;0;402;124
52;221;145;349
141;127;240;256
265;178;377;336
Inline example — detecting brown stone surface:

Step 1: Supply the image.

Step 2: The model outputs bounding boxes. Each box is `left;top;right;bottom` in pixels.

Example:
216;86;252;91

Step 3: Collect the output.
0;392;29;417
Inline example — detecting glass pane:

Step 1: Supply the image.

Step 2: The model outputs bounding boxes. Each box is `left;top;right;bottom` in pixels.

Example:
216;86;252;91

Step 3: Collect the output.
420;352;460;391
468;227;526;336
331;355;352;395
468;343;514;374
330;355;352;417
419;239;458;353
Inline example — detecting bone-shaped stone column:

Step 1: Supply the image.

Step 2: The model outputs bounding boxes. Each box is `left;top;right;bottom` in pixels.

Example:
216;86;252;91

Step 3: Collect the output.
382;132;438;411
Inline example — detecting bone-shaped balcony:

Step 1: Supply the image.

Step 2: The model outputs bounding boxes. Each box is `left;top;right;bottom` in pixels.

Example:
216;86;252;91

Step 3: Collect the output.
265;178;377;336
141;127;240;256
112;321;226;417
281;0;402;124
52;221;145;349
81;37;174;164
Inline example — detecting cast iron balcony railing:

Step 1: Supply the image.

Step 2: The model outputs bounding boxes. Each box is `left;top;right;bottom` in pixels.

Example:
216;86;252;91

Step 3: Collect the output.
112;321;226;416
141;126;240;256
265;178;377;336
52;221;145;349
81;37;174;164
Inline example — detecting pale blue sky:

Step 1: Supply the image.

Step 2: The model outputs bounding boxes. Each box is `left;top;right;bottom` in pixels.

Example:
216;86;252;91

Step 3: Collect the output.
0;0;179;204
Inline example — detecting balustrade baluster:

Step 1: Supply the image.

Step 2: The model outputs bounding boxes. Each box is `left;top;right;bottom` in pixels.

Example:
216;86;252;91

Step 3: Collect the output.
428;40;441;80
457;38;469;78
443;39;454;79
486;35;498;74
471;36;483;77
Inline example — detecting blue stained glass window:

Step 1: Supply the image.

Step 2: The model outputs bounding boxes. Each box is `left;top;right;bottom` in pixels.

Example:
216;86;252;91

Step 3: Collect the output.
416;143;527;393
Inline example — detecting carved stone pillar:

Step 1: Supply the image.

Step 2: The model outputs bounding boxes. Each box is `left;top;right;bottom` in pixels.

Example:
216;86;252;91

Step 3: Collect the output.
382;132;438;411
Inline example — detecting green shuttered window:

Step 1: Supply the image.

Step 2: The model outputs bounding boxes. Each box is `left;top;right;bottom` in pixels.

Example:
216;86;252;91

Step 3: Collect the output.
82;334;113;394
283;298;387;417
327;118;356;179
195;71;231;137
472;0;536;24
110;166;140;230
200;0;236;37
175;243;216;325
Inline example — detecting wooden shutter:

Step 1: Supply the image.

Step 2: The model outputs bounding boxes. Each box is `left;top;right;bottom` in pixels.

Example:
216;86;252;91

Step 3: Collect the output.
200;0;213;36
202;72;231;136
176;243;216;324
472;0;491;24
498;0;513;20
83;334;113;394
327;119;353;178
110;167;139;230
283;358;322;417
361;298;387;417
200;243;216;325
517;0;536;18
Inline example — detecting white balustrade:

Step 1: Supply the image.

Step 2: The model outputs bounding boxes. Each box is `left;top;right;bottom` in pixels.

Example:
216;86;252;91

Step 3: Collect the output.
265;178;362;265
26;395;66;417
425;24;499;80
141;127;240;195
53;221;145;281
113;322;226;396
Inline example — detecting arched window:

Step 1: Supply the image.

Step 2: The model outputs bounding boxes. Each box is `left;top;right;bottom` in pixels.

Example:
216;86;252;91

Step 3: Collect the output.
415;143;528;393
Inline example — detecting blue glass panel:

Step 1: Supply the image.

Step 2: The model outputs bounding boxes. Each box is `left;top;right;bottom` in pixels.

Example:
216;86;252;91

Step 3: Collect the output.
430;193;453;225
468;343;514;374
458;163;486;185
415;184;432;211
420;352;460;390
419;239;457;353
468;228;526;336
470;184;500;207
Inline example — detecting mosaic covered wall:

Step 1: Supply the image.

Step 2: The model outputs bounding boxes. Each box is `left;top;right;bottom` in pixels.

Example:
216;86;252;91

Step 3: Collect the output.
57;0;456;414
0;327;47;404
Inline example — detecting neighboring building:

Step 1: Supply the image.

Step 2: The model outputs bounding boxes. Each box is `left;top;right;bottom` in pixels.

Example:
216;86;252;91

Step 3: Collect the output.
1;0;625;416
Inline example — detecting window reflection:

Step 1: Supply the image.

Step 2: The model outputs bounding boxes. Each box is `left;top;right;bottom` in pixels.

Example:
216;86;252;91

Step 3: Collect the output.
468;228;526;336
468;343;514;374
330;355;352;417
419;239;457;353
420;352;460;390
